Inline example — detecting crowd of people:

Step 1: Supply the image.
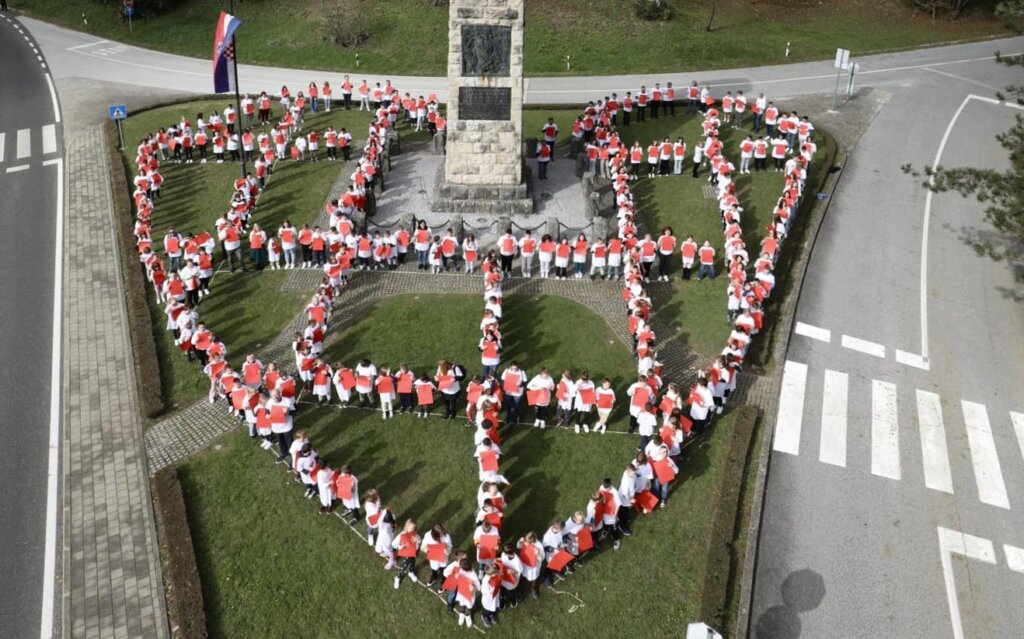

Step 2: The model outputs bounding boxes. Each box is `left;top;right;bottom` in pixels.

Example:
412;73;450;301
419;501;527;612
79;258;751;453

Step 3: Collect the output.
128;76;814;627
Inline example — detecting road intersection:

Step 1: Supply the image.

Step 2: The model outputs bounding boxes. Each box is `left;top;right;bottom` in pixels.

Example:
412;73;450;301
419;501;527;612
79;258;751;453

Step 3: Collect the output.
6;12;1024;638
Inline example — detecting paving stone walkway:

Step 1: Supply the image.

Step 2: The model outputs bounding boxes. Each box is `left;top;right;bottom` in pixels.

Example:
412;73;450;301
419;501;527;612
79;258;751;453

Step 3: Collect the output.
63;127;169;639
145;260;766;473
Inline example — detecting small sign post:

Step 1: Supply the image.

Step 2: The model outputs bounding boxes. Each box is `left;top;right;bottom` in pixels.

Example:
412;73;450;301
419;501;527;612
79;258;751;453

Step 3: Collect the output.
108;104;128;149
846;62;861;96
832;48;851;110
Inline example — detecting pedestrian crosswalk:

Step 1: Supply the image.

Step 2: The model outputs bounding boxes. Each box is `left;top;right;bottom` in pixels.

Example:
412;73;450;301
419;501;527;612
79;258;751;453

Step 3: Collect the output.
773;360;1024;510
0;125;60;170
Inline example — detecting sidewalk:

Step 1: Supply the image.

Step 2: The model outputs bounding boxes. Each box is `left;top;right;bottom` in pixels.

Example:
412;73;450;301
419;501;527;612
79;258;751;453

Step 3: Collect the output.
62;125;168;639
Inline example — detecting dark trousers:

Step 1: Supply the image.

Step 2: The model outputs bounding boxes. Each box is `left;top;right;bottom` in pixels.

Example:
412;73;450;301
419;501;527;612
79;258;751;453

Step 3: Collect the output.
500;254;513;273
623;110;631;126
399;392;414;412
755;157;767;171
341;146;351;161
650;100;659;118
343;94;352;109
666;100;674;116
442;392;459;418
538;160;548;179
637;106;646;122
658;253;672;277
276;429;294;461
506;395;522;424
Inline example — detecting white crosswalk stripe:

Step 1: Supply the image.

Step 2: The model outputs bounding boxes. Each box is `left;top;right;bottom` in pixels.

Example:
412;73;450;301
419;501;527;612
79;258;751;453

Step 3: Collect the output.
42;125;57;155
773;360;807;455
819;370;848;467
773;361;1021;510
961;400;1010;510
916;390;954;494
0;132;5;163
871;380;901;480
16;128;30;159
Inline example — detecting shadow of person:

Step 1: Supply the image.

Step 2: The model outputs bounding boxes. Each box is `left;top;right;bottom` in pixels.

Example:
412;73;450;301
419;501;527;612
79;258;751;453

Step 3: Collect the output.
754;568;826;638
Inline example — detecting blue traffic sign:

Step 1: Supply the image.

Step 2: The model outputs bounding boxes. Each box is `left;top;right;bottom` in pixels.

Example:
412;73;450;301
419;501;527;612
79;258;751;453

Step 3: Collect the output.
108;105;128;120
124;6;135;17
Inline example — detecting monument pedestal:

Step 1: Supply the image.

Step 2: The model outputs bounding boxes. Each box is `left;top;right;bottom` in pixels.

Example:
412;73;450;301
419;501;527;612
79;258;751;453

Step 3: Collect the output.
431;163;534;216
435;0;533;217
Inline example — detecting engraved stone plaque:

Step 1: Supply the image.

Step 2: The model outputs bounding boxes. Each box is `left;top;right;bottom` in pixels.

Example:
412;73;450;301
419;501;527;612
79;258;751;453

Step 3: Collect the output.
461;24;511;77
458;87;511;121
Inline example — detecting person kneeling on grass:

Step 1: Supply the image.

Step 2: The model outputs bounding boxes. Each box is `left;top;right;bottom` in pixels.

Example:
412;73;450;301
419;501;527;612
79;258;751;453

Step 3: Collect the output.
392;519;421;589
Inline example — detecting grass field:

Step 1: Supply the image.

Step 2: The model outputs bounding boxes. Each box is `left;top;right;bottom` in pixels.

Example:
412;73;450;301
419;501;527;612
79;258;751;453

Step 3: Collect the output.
179;293;744;638
119;99;430;410
524;107;788;358
20;0;1008;76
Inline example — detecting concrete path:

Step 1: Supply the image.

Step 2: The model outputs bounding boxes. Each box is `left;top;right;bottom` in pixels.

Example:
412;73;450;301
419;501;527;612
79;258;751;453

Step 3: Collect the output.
61;125;169;639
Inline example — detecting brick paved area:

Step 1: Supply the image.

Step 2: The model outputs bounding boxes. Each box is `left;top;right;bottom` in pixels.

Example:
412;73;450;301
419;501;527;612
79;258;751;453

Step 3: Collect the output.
62;127;169;639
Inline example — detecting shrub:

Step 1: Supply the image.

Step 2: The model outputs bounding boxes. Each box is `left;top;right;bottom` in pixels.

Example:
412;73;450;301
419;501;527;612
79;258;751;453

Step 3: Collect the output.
632;0;673;21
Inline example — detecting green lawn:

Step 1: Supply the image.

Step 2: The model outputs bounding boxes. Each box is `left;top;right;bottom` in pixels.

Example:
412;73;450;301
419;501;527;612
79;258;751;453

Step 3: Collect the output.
120;99;429;410
525;107;784;358
20;0;1007;76
180;292;743;638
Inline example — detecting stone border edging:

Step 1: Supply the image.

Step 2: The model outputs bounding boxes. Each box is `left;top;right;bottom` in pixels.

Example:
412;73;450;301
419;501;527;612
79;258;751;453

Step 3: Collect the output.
734;141;849;637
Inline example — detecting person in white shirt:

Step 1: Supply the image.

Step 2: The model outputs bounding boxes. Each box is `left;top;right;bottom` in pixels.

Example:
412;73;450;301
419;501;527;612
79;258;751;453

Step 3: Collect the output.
526;368;555;428
636;403;658;451
354;358;378;407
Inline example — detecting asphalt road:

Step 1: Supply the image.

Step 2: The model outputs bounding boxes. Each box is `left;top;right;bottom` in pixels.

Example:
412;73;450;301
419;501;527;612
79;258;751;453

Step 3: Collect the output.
0;13;63;639
17;13;1024;639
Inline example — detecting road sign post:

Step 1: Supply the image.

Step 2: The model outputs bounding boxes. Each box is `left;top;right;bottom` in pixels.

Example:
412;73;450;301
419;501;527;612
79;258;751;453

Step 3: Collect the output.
846;62;860;96
832;48;851;110
108;104;128;149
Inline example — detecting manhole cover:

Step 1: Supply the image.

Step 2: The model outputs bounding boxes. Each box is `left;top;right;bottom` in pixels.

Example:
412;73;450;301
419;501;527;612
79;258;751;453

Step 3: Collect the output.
418;189;427;195
541;192;553;201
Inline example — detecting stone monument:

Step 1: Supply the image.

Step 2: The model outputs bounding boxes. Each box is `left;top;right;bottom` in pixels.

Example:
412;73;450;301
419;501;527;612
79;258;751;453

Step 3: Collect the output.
431;0;534;216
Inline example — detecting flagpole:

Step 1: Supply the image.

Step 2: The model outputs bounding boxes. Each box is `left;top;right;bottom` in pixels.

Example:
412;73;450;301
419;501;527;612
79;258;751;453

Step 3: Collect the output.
231;37;246;179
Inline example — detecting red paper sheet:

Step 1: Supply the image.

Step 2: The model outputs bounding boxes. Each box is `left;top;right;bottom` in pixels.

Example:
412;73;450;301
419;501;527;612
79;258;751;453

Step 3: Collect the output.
547;549;574;572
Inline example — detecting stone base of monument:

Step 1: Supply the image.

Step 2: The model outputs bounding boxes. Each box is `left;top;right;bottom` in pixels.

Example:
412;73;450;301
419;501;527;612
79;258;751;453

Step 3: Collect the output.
430;163;535;216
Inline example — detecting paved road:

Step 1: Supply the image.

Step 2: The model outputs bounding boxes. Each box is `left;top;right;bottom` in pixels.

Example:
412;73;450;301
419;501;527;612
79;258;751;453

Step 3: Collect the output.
752;59;1024;638
18;12;1024;639
0;12;63;639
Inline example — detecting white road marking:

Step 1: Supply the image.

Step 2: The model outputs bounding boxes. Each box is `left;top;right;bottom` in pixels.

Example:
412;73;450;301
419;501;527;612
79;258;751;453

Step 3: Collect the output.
937;527;997;639
871;380;900;480
66;39;111;51
44;74;61;124
819;370;847;467
40;157;63;639
37;55;43;62
0;132;4;163
6;165;30;173
16;128;30;159
23;34;30;42
895;349;930;370
42;158;61;167
794;321;831;342
1009;411;1024;467
41;125;57;155
841;334;886;358
924;67;1000;92
961;400;1010;510
773;360;808;456
1005;544;1024;574
915;390;954;494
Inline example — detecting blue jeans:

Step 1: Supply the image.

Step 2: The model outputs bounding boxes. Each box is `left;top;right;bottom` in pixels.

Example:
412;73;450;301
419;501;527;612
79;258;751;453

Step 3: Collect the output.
417;249;429;267
310;98;318;113
574;262;585;275
482;364;498;379
698;263;715;280
653;477;670;503
538;160;549;179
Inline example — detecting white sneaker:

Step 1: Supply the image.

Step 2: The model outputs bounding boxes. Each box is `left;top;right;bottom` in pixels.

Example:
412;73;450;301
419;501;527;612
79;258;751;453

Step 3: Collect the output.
583;424;590;433
367;536;374;547
574;424;580;434
409;572;419;583
394;576;400;589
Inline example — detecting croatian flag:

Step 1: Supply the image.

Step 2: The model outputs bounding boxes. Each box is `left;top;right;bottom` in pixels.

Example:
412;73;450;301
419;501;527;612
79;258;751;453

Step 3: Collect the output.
212;11;242;94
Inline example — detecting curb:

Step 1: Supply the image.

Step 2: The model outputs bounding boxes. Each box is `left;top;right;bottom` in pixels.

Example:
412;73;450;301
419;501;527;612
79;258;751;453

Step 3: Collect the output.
734;140;849;636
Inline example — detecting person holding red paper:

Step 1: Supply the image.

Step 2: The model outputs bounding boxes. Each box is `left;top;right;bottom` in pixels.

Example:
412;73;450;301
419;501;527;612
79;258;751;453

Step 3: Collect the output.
452;556;482;628
312;360;333;406
637;402;658;451
391;519;421;589
525;368;555;428
500;362;527;426
517;532;546;599
363;489;382;548
395;363;416;414
332;362;355;407
354;358;377;407
475;437;502;482
375;366;396;419
334;464;361;523
477;500;504;533
412;374;436;418
584;493;608;550
599;478;626;547
435;359;463;420
555;370;577;428
648;442;679;508
474;520;501;570
479;332;502;379
594;378;616;434
477;480;509;513
464;375;485;426
498;544;523;609
626;375;652;434
315;459;336;515
573;372;597;434
689;374;714;434
480;564;502;627
420;524;453;587
618;465;639;532
564;512;592;565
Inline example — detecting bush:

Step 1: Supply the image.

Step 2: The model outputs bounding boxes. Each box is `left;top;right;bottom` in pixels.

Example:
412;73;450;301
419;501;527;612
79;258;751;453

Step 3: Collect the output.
153;467;208;639
632;0;673;21
320;0;372;47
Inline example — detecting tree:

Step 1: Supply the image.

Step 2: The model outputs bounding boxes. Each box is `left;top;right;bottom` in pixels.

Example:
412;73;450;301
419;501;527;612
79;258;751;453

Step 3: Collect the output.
906;54;1024;259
